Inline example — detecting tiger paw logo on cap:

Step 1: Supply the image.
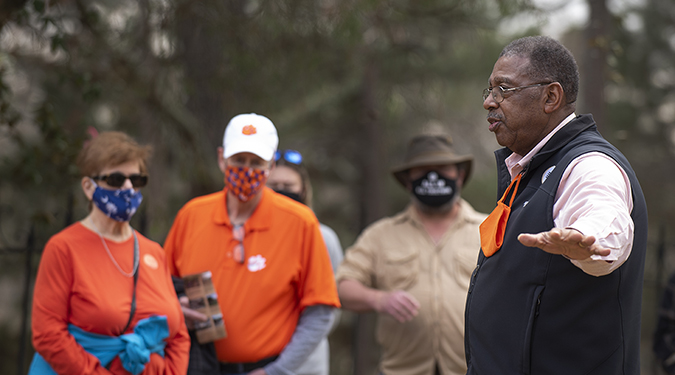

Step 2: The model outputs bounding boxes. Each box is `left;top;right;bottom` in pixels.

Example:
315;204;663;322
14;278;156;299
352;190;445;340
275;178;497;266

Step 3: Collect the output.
242;125;257;135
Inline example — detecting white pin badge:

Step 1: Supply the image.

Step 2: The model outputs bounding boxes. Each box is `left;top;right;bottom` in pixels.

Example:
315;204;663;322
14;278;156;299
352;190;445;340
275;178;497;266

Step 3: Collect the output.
542;166;556;184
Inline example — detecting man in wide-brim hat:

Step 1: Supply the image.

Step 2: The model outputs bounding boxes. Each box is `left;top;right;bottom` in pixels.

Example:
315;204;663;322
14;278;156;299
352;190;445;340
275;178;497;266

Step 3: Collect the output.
336;133;487;375
392;134;473;212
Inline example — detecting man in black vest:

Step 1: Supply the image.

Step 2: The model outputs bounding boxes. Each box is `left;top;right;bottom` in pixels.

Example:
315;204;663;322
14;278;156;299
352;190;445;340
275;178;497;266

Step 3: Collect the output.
464;36;648;375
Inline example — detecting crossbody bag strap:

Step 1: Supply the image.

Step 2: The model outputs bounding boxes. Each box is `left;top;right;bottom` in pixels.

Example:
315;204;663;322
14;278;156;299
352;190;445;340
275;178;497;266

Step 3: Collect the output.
121;230;140;334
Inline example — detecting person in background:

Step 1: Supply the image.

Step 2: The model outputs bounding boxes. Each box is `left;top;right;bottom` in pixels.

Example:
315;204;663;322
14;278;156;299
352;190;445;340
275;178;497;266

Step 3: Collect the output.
654;272;675;374
266;148;344;375
336;133;486;375
465;36;647;375
30;131;189;375
164;113;340;375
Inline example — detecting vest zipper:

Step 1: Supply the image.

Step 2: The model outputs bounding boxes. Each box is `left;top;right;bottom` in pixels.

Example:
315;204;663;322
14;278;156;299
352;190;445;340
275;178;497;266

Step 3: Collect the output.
523;286;545;375
465;257;484;368
520;165;529;179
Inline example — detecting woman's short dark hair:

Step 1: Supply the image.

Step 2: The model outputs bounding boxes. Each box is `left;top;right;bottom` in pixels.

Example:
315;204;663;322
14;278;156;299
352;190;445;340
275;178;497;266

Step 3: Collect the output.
500;36;580;104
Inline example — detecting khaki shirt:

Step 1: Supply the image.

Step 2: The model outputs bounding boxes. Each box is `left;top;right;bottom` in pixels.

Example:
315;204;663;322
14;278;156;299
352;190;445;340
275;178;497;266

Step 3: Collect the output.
336;199;486;375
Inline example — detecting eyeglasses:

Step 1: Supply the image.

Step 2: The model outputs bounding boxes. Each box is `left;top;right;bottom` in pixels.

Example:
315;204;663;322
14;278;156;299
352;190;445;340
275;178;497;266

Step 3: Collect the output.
482;82;552;103
275;149;303;165
232;224;245;264
91;173;148;188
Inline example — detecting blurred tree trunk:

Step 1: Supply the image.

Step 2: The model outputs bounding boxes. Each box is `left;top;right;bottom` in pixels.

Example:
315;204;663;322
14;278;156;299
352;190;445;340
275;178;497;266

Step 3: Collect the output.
354;58;387;375
174;0;230;197
581;0;610;134
359;62;387;228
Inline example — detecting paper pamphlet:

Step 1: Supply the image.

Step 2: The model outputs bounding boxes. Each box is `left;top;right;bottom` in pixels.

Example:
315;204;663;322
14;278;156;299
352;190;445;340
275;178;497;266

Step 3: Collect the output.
182;271;227;344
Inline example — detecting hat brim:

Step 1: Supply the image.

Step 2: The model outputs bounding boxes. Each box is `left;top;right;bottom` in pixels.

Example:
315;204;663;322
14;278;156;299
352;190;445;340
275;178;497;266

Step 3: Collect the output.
391;154;474;187
224;140;275;162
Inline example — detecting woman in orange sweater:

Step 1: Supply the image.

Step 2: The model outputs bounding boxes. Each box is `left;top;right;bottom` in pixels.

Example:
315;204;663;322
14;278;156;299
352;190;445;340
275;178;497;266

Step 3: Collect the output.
29;131;189;375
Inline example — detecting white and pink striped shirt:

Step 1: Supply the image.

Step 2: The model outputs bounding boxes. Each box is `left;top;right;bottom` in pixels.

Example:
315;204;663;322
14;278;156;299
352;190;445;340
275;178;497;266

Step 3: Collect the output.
504;113;634;277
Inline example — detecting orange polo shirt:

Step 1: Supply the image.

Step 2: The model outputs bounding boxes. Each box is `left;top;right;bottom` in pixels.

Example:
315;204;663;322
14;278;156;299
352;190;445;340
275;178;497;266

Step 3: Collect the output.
32;223;190;375
164;187;340;363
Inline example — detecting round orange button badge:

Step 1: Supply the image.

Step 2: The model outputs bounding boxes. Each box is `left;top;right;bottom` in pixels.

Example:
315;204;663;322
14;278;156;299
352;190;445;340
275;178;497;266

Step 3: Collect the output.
143;254;159;270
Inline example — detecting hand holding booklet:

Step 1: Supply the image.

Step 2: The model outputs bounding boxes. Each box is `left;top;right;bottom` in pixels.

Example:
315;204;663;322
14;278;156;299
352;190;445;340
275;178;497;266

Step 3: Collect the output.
182;271;227;344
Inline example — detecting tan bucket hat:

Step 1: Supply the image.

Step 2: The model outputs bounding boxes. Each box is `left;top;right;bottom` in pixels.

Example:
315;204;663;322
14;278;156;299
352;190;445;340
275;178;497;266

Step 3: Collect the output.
391;134;474;187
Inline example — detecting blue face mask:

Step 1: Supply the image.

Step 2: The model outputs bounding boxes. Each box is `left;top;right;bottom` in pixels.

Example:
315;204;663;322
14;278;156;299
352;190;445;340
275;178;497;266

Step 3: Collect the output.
91;181;143;222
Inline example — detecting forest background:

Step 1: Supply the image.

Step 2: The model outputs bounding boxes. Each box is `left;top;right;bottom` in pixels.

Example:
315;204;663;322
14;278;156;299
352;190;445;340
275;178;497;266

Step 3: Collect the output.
1;0;675;374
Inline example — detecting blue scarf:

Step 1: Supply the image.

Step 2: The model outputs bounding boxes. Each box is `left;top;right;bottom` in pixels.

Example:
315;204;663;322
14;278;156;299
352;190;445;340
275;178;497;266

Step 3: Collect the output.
29;315;169;375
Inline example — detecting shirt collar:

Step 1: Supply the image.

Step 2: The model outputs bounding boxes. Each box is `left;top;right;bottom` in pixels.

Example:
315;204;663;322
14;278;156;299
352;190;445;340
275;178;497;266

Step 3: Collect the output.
213;187;273;231
504;112;576;180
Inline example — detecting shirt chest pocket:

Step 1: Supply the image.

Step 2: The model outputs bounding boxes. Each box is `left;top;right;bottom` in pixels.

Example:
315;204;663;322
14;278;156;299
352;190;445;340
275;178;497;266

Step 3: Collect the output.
376;247;420;291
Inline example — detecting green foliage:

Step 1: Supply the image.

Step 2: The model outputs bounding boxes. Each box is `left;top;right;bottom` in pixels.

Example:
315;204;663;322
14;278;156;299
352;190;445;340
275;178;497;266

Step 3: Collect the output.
606;0;675;233
0;1;535;372
0;0;536;254
1;103;82;189
0;65;20;127
3;0;675;372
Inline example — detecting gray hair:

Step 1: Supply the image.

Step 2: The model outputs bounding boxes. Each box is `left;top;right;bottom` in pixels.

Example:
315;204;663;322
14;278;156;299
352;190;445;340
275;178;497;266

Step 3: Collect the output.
500;36;579;104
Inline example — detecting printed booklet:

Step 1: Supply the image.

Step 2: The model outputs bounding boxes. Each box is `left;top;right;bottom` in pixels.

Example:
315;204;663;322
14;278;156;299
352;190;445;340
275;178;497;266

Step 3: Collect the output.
182;271;227;343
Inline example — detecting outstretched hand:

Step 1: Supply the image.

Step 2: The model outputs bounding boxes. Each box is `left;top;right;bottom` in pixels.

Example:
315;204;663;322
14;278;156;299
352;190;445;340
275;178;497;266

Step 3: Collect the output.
375;290;420;323
518;227;610;260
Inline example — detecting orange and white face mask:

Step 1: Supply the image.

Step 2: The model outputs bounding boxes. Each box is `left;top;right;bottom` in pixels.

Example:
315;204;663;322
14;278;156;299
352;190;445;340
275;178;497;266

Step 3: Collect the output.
479;174;522;257
225;165;268;202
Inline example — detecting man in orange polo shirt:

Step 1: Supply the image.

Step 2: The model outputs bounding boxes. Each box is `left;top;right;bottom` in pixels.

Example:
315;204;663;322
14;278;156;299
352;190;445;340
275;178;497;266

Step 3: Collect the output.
164;113;340;375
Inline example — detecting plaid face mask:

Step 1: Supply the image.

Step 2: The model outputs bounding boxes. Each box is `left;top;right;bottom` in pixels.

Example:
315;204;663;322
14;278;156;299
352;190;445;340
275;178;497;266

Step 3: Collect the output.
225;165;268;202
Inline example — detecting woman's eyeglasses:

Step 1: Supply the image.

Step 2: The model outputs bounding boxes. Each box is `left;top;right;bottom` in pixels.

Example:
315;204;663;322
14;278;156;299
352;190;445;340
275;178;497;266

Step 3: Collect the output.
91;173;148;188
275;149;303;165
232;224;245;264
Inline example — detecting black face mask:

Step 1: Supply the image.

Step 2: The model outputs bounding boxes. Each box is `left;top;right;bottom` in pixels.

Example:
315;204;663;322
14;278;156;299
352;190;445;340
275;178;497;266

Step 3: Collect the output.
411;171;457;207
274;189;304;205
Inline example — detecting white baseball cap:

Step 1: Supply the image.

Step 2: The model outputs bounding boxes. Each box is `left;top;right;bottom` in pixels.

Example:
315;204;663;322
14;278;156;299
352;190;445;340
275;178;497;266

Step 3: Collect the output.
223;113;279;161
